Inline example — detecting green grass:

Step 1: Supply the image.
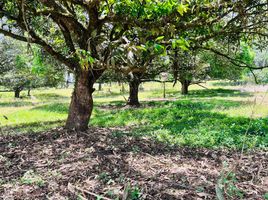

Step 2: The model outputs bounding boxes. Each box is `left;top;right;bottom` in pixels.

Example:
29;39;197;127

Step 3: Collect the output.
1;82;268;149
92;100;268;149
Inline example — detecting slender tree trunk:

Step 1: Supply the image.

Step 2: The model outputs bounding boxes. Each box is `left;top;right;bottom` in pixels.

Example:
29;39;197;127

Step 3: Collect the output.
121;84;125;93
181;80;190;95
66;71;71;88
98;82;102;91
65;71;95;131
14;89;21;98
127;79;140;107
27;88;31;96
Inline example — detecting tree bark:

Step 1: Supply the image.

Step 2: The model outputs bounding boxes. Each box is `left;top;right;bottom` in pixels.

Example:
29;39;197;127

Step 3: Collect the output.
98;82;102;91
27;88;31;96
65;71;96;131
181;79;190;95
121;84;125;93
14;88;21;98
127;79;140;107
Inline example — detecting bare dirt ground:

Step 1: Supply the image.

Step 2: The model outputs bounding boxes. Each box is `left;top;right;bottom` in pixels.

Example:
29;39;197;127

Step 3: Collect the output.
0;127;267;200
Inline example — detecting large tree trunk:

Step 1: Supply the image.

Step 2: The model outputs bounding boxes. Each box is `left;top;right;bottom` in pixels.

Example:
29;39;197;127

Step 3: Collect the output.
65;71;96;131
127;79;140;107
180;79;190;95
14;88;21;98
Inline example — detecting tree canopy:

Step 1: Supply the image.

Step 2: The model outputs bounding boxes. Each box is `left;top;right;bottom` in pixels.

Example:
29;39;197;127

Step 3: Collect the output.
1;0;268;130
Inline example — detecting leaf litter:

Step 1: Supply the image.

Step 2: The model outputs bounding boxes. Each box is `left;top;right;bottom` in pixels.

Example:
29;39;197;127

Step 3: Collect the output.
0;127;267;199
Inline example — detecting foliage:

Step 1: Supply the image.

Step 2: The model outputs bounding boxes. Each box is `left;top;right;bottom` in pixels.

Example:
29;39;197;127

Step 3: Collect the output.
31;48;66;88
216;163;244;199
171;49;210;85
1;0;267;74
201;51;245;81
242;48;268;84
0;39;33;95
20;170;45;187
124;184;142;200
1;0;268;129
0;38;66;97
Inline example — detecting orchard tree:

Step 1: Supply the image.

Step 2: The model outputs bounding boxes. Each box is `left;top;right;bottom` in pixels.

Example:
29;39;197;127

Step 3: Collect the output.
247;48;268;83
171;49;209;95
31;48;66;90
200;40;268;85
110;34;169;106
118;38;168;106
201;50;245;82
0;38;66;97
0;56;31;98
0;38;33;98
96;69;124;91
1;0;268;130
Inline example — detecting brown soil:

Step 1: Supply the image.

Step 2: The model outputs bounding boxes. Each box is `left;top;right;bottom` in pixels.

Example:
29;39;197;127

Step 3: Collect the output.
0;127;267;200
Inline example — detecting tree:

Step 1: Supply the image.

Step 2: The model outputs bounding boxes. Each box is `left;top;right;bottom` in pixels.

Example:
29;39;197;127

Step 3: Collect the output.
31;48;66;90
1;1;267;130
240;47;268;84
201;51;245;82
112;37;168;106
0;39;33;98
171;49;209;95
0;38;65;97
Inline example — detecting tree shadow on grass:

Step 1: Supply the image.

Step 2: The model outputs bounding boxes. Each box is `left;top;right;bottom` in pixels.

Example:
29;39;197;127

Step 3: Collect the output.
31;103;69;114
0;101;33;107
34;93;69;101
143;98;245;109
188;88;251;98
94;97;247;111
0;119;65;135
165;88;252;98
92;99;267;148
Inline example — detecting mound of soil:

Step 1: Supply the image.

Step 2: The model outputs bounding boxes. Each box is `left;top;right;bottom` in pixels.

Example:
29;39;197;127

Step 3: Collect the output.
0;127;267;199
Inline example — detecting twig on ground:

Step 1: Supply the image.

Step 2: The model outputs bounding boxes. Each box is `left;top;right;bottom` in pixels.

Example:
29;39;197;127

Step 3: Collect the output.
68;183;112;200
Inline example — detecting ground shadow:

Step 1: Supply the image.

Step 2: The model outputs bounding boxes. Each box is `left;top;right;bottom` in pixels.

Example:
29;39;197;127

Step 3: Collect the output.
92;99;267;148
34;93;69;101
0;101;33;107
188;88;251;98
31;103;69;114
0;119;65;135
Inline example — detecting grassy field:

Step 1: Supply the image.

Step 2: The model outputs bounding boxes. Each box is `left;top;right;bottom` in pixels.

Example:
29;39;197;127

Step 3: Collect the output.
1;81;268;149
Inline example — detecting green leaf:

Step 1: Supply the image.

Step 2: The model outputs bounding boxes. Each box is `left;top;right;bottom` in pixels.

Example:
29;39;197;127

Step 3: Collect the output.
136;45;147;51
154;44;164;53
171;39;177;49
155;36;165;41
177;4;188;16
88;56;95;64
